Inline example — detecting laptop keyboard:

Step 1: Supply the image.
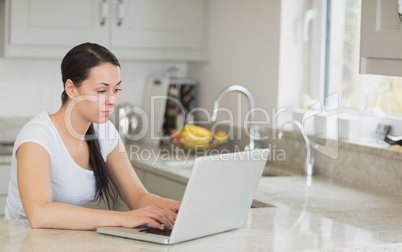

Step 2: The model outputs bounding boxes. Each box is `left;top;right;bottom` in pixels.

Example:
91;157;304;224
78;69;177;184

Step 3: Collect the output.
138;227;172;237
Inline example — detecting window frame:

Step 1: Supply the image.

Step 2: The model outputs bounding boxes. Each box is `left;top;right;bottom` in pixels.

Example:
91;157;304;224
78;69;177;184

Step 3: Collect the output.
308;0;402;139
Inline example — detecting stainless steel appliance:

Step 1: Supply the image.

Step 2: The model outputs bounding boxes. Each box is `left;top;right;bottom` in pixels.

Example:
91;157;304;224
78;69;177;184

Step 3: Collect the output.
115;103;144;141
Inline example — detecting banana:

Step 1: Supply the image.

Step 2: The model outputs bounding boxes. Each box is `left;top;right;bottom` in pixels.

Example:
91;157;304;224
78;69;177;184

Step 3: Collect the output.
180;130;204;144
180;125;212;150
183;125;212;138
214;130;228;144
178;124;228;151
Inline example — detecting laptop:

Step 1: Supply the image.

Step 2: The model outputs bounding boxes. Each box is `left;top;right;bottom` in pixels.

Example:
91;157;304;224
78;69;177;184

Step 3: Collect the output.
97;148;269;245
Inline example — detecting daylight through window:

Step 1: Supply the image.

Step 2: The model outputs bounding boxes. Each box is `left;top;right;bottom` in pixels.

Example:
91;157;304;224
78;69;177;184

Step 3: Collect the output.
326;0;402;116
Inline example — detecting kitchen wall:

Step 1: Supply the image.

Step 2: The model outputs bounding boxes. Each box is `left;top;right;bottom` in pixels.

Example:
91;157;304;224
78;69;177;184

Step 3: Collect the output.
0;58;186;117
1;0;311;130
188;0;310;130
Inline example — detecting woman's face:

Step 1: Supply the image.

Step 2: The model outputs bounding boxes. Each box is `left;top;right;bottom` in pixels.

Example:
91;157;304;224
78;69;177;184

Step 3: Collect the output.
73;63;121;124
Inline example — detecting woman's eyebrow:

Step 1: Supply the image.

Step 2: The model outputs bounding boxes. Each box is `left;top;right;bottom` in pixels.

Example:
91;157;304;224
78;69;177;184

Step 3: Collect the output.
97;80;122;86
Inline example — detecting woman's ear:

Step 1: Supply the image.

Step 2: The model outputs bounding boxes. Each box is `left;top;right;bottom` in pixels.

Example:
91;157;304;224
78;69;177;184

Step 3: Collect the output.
64;79;77;100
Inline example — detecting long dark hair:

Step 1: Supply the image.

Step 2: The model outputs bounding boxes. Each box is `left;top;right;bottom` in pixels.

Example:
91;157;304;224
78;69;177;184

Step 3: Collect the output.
61;42;120;209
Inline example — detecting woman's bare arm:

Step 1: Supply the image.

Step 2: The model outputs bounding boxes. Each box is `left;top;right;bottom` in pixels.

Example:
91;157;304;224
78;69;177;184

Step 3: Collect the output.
106;139;181;219
17;142;173;230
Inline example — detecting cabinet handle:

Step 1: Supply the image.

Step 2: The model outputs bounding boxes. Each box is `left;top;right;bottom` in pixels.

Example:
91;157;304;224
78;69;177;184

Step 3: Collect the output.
117;0;124;26
100;0;108;26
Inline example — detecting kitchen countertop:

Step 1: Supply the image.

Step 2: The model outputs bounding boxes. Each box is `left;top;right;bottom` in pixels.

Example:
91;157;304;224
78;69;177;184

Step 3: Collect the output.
2;206;400;252
1;141;402;251
2;208;272;252
0;155;11;165
1;176;402;251
254;176;402;250
128;142;402;250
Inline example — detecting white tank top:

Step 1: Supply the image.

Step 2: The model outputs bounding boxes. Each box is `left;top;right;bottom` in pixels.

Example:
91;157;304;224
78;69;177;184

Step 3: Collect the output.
4;111;119;219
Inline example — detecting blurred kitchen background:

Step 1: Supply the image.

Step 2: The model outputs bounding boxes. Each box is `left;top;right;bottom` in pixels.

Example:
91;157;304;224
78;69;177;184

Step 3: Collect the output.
0;1;314;124
1;0;402;220
1;0;401;142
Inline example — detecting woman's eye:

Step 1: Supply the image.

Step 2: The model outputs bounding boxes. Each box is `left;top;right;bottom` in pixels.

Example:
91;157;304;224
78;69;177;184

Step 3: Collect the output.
114;88;122;93
98;90;106;94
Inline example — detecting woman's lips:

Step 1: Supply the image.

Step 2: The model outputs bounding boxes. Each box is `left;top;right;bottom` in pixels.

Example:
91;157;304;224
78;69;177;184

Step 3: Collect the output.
103;110;113;117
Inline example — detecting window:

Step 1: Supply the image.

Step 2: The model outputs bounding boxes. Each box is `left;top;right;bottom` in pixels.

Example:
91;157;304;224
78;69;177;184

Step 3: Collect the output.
325;0;402;116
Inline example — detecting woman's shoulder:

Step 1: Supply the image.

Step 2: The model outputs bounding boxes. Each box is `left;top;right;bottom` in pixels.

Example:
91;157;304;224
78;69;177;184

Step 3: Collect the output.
14;111;57;153
19;111;54;135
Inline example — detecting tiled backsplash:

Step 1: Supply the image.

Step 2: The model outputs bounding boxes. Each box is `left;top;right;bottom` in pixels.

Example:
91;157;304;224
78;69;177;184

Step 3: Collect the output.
258;127;402;197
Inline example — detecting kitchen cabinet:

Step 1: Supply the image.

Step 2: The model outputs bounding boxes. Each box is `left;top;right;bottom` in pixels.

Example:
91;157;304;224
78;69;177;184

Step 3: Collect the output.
0;0;208;61
143;173;186;201
83;197;111;211
132;164;187;201
360;0;402;77
0;164;11;218
83;167;185;211
83;191;130;212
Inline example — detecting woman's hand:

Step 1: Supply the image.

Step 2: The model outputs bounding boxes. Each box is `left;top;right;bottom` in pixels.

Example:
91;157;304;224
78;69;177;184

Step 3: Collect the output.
119;205;175;230
118;200;180;230
162;200;181;220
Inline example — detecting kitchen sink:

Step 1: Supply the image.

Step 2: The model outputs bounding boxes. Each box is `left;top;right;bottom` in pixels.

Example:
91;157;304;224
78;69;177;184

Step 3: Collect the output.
262;170;291;176
251;199;275;208
262;164;293;176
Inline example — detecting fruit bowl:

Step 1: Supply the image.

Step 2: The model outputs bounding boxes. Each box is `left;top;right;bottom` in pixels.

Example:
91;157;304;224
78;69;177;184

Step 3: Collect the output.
170;124;228;152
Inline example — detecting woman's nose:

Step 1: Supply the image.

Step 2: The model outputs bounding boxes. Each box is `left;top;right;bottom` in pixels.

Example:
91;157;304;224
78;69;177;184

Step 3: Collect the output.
107;94;117;105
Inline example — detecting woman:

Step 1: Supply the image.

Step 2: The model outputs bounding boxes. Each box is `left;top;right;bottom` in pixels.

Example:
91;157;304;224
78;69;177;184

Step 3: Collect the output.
4;42;180;230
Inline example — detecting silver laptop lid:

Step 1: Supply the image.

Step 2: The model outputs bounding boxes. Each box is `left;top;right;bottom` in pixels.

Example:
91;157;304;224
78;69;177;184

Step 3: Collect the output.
169;148;269;244
96;149;269;245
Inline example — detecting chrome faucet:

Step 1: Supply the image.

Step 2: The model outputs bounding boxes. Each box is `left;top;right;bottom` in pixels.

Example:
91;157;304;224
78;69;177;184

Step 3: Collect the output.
278;120;314;176
211;85;256;150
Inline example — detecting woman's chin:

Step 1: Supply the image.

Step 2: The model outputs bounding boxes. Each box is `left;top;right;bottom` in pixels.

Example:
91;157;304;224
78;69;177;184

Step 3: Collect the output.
94;116;110;124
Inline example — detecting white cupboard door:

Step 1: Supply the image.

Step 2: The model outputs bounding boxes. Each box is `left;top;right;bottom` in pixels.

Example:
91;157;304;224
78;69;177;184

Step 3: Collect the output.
360;0;402;75
9;0;109;47
110;0;206;50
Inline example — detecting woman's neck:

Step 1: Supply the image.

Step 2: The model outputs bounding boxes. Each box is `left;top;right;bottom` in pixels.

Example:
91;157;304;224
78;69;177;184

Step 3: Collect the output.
50;106;91;141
